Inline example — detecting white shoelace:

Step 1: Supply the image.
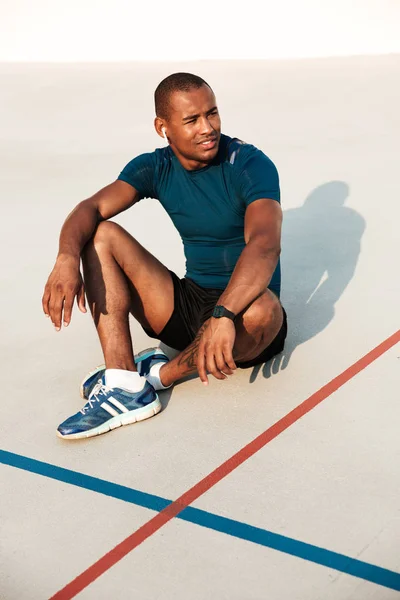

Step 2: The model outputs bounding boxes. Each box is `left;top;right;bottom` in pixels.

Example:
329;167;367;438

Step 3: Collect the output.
80;379;113;414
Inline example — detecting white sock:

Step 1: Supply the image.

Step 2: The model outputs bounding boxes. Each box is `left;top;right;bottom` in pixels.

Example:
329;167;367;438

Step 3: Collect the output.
145;362;171;391
105;369;146;392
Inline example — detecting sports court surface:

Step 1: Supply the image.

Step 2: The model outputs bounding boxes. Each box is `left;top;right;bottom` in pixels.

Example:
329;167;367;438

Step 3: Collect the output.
1;56;399;599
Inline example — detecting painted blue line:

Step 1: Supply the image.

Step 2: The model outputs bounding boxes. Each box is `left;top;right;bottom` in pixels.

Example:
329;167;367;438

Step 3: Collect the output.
1;449;399;592
0;449;170;512
179;508;400;591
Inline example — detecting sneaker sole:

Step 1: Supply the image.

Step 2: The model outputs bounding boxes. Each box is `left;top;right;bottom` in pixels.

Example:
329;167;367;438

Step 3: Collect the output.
57;396;162;440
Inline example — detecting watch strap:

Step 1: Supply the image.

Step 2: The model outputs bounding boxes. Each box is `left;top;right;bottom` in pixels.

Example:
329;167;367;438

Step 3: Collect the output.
212;305;236;320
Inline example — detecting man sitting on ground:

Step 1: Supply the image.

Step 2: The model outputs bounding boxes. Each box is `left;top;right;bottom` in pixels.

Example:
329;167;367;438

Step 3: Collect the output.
42;72;287;440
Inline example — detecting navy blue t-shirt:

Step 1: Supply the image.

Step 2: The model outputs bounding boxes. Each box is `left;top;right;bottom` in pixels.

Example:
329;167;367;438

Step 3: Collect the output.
118;134;281;295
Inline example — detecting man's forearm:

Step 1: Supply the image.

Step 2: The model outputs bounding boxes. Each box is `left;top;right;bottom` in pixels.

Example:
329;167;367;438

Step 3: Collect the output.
58;200;100;263
217;241;280;315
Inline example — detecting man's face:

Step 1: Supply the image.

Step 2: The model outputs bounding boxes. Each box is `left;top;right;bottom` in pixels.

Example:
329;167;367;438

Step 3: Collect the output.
163;85;221;170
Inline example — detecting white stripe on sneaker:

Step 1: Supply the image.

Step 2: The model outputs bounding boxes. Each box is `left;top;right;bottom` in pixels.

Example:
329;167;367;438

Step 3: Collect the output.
100;402;119;417
107;396;129;413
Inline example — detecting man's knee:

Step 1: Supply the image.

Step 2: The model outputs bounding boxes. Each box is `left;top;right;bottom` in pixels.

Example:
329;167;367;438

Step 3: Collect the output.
82;222;126;261
233;292;283;363
92;221;123;247
240;291;283;335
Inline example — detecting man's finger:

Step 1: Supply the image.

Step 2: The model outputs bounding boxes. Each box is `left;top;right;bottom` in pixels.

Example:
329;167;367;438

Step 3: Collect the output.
206;351;226;381
63;293;74;327
77;283;87;313
50;296;65;331
197;342;208;385
42;288;51;317
223;344;237;371
215;349;233;375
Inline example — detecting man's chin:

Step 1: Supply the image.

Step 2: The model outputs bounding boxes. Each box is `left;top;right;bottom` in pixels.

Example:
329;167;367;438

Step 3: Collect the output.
196;141;219;162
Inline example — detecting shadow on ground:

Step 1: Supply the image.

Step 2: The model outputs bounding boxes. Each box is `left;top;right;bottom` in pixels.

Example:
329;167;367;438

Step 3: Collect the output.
249;180;366;382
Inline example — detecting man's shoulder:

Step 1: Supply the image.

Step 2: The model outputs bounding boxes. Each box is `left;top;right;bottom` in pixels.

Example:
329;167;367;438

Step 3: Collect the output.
127;145;173;168
221;134;280;202
221;134;260;168
118;146;174;197
153;143;172;155
151;145;174;166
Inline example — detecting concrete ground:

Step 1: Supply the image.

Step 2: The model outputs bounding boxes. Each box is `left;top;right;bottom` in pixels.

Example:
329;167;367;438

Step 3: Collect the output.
0;55;399;599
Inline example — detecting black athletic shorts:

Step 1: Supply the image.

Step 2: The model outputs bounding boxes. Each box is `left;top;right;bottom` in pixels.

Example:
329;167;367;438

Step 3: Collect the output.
143;271;287;369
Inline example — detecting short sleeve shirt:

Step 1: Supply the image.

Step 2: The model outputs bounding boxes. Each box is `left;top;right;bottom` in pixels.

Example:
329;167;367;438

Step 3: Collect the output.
118;134;281;294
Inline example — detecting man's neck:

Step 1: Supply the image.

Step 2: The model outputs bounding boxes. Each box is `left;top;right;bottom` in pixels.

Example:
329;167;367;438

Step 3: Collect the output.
169;143;221;172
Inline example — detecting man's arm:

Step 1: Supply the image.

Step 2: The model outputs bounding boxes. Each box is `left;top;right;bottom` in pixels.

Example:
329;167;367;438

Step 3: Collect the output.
57;180;139;260
217;198;282;312
42;180;139;330
196;198;282;383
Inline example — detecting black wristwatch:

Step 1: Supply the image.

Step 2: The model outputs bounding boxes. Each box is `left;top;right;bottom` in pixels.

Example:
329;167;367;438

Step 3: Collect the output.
212;305;236;321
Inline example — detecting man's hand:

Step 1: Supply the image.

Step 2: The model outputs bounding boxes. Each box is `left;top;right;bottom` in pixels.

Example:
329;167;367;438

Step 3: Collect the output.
197;318;237;385
42;255;87;331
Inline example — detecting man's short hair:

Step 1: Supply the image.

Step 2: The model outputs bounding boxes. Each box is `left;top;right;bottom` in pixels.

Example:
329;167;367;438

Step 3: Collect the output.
154;72;212;120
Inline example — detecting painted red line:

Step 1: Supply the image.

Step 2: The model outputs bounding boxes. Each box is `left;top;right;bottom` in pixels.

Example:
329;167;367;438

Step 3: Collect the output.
50;329;400;600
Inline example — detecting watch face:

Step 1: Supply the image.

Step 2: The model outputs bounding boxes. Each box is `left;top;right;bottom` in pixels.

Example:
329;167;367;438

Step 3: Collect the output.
213;305;223;318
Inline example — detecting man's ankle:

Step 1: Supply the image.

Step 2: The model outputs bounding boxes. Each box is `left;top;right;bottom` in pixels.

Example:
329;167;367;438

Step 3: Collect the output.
104;363;137;372
159;363;171;387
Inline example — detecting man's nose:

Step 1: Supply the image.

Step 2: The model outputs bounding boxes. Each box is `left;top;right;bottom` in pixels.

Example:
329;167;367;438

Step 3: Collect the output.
198;117;214;135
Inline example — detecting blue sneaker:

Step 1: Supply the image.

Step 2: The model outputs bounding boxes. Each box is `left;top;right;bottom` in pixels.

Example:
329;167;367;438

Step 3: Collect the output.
58;380;161;440
80;348;170;400
136;347;169;378
80;365;105;400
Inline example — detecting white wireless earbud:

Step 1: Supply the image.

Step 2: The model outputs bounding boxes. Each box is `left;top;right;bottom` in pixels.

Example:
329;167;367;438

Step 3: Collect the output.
162;127;168;142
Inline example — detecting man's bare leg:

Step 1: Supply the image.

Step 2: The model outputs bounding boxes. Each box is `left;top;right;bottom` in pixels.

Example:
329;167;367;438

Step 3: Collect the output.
82;221;174;370
82;222;283;387
159;290;284;386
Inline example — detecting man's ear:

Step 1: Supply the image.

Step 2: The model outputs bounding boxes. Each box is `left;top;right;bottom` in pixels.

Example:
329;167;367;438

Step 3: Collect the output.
154;117;166;139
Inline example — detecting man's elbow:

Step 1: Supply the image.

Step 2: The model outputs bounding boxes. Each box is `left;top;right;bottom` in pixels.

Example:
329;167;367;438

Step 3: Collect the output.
78;198;104;222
